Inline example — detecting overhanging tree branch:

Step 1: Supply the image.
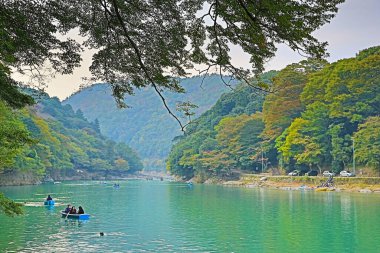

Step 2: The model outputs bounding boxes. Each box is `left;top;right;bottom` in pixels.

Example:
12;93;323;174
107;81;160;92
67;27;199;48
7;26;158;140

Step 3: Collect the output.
110;0;186;131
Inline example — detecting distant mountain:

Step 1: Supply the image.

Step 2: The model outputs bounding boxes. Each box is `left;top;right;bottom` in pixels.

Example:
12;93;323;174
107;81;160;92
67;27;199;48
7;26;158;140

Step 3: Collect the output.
64;75;237;170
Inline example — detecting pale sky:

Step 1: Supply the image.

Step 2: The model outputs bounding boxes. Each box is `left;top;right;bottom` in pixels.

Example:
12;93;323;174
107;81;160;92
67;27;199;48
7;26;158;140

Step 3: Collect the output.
17;0;380;100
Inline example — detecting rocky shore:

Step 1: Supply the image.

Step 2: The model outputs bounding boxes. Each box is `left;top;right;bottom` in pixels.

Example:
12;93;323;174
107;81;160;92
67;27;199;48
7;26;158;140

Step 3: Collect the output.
0;170;41;186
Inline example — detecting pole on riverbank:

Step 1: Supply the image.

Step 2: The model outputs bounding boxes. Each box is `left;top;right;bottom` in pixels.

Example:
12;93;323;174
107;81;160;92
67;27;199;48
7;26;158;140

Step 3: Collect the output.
261;146;264;173
352;137;356;175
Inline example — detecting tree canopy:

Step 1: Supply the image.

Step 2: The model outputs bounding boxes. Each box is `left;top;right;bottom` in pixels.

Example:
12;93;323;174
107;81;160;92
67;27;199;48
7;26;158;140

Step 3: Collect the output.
261;59;328;166
1;0;344;128
276;46;380;172
0;100;34;169
0;192;23;216
354;117;380;176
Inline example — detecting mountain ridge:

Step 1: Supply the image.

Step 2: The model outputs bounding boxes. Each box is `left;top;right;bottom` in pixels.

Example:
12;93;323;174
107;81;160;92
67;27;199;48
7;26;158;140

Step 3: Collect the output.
64;75;238;169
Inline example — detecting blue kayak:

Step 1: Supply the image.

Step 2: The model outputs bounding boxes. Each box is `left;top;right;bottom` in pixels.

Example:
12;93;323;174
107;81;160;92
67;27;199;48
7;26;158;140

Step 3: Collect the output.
44;200;55;206
61;211;90;220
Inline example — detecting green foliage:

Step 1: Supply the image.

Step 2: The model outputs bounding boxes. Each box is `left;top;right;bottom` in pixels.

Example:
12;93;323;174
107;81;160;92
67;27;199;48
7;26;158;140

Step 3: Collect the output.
167;129;214;179
186;71;276;135
168;113;266;179
217;113;265;170
0;101;34;169
276;102;330;172
262;60;328;165
0;1;80;114
262;60;328;138
176;101;199;122
354;117;380;174
276;46;380;174
0;1;81;74
0;68;34;109
0;192;23;216
329;124;352;171
302;46;380;123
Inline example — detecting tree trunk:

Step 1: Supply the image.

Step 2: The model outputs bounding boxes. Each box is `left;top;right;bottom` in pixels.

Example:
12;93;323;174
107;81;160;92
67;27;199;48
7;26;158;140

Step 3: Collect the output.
317;164;322;175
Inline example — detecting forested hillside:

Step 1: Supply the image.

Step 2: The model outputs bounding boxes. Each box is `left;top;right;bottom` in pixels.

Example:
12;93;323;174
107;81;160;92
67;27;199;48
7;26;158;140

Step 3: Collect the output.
167;46;380;181
0;91;143;184
64;75;237;169
166;71;277;180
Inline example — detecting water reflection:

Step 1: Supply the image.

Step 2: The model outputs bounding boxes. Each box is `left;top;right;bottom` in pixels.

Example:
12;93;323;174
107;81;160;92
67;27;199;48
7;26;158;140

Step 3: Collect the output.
340;194;352;220
45;205;55;212
61;218;88;227
1;181;380;252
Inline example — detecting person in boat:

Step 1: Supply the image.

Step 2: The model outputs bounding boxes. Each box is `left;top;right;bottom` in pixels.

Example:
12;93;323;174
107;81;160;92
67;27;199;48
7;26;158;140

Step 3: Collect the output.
46;195;53;201
77;206;84;214
70;206;77;214
64;204;71;213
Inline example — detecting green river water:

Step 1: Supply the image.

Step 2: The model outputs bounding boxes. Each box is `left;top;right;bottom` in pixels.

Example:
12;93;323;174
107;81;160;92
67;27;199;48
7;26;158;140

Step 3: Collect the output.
0;180;379;252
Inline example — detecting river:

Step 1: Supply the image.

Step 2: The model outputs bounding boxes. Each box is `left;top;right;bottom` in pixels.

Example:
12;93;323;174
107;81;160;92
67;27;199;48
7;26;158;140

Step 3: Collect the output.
0;180;379;252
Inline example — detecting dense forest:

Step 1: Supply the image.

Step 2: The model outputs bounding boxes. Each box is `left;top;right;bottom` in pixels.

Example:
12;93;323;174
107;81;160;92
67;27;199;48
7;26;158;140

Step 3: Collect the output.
167;46;380;181
0;90;143;183
64;75;237;169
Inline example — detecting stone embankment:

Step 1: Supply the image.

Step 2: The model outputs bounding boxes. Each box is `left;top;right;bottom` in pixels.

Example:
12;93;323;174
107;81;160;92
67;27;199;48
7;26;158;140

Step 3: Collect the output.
223;174;380;193
0;170;41;186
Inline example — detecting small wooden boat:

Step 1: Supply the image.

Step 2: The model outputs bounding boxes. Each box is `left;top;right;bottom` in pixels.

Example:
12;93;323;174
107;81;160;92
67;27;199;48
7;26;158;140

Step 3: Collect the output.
44;200;55;206
61;211;90;220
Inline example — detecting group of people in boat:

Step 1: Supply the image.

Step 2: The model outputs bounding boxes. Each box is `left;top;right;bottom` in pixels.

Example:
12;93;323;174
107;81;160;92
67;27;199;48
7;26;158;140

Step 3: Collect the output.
64;204;85;214
46;195;85;214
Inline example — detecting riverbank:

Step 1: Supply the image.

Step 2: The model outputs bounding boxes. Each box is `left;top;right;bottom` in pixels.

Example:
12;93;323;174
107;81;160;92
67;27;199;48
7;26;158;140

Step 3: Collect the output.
221;174;380;193
0;170;148;186
2;169;379;194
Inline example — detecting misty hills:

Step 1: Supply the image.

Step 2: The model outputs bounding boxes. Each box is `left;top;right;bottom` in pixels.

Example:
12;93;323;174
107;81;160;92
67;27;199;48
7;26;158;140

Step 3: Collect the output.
64;75;237;169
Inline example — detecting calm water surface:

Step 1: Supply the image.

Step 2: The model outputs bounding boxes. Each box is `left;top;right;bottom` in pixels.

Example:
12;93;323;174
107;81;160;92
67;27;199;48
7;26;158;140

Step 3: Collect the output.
0;180;379;252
